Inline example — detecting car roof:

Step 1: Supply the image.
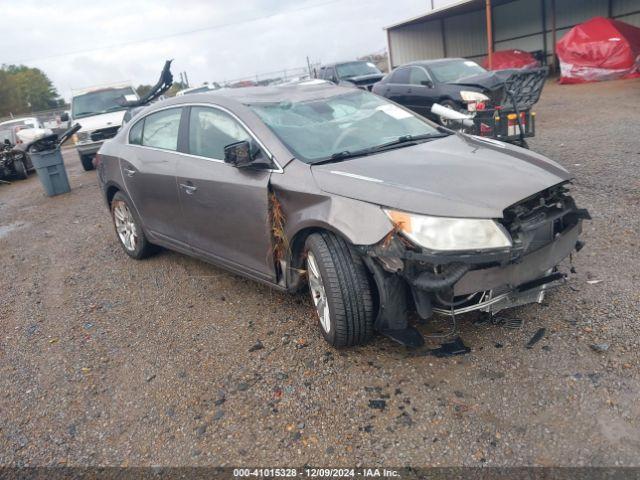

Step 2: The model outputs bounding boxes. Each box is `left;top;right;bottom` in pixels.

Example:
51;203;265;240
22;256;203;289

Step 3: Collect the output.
153;83;358;108
0;117;38;125
404;58;472;67
321;60;369;68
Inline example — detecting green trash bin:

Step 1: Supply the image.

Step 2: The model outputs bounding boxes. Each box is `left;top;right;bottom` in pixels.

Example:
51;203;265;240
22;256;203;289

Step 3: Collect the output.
29;148;71;197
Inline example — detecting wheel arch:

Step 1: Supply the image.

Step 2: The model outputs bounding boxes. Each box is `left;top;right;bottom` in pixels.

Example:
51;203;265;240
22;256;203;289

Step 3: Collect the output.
285;222;357;292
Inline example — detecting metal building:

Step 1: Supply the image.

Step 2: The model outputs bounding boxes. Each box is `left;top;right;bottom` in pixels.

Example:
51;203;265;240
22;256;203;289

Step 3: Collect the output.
385;0;640;70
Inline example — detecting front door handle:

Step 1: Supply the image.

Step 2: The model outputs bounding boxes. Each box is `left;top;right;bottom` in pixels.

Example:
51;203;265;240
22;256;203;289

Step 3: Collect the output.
180;183;197;195
123;167;136;177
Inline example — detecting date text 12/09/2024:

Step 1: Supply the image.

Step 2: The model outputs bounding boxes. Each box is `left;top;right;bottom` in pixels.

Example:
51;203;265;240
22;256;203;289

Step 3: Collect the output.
233;468;400;478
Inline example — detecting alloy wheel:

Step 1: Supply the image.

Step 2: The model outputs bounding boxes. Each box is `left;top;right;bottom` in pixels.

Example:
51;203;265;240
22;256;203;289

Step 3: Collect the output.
113;201;138;252
307;251;331;333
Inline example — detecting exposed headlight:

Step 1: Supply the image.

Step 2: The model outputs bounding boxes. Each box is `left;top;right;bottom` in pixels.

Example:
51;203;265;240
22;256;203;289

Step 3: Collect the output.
460;90;489;103
76;131;91;144
385;209;512;251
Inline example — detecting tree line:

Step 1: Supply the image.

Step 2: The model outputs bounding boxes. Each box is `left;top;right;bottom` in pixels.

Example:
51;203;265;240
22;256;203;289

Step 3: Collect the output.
0;65;64;117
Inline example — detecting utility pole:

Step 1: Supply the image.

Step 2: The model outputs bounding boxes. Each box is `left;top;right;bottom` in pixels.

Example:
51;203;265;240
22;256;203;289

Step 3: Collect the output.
430;0;434;9
485;0;493;70
306;56;312;78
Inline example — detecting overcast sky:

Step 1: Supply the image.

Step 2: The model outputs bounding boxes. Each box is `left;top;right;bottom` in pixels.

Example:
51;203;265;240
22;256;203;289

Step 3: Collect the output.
1;0;457;101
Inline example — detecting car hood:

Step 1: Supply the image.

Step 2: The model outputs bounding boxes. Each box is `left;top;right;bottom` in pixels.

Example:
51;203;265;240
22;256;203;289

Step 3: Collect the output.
342;73;385;85
448;71;505;90
74;110;127;132
310;134;571;219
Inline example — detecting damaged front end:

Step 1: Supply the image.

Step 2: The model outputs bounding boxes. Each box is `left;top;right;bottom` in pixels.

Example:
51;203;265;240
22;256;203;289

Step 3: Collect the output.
359;183;590;347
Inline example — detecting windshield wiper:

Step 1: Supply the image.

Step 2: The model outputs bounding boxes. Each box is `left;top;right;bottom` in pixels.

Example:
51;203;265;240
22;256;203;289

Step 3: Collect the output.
312;133;449;165
368;133;450;152
313;148;374;165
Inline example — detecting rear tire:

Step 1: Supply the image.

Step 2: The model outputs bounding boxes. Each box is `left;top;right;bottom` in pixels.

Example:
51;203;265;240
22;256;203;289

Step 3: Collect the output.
305;232;375;347
13;158;28;179
80;154;95;171
111;191;155;259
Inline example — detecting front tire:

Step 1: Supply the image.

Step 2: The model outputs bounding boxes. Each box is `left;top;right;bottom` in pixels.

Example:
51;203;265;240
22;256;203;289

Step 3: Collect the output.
13;158;28;179
305;232;375;347
111;191;155;259
80;154;95;171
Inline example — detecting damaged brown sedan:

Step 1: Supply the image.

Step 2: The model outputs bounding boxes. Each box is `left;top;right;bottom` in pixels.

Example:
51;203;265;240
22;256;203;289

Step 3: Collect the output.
96;83;589;347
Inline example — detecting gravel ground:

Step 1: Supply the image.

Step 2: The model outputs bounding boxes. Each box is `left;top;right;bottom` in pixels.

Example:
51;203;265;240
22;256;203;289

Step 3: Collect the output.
1;79;639;468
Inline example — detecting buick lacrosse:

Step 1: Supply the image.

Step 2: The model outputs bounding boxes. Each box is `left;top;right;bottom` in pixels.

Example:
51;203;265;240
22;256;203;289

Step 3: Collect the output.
96;83;589;347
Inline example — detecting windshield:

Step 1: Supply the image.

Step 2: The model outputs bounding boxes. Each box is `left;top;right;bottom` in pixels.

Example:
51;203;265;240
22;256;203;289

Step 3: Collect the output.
72;86;137;118
336;62;381;79
250;90;443;163
429;60;487;83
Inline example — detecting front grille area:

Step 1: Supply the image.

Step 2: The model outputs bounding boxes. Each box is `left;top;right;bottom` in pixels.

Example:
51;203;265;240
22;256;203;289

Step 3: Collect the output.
501;183;577;255
486;85;506;107
76;131;90;142
90;126;120;142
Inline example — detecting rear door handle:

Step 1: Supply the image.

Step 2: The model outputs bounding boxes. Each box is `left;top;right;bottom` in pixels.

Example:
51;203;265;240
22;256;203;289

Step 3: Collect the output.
180;183;197;195
123;167;136;177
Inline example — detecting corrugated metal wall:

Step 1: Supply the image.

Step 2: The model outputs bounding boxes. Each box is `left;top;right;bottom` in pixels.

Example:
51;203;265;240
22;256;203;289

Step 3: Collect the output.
388;0;640;68
388;21;445;65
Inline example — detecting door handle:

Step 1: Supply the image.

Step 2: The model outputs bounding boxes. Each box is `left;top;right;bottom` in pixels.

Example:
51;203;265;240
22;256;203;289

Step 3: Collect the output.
123;167;136;177
179;183;197;195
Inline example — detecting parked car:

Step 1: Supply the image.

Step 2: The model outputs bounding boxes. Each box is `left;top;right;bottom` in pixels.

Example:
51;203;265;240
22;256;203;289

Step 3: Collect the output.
68;83;139;171
317;61;384;90
0;127;33;180
176;84;220;96
96;83;588;348
0;117;44;130
372;58;509;123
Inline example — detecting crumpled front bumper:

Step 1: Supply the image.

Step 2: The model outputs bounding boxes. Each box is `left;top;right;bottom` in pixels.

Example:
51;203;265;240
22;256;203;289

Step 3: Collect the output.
359;206;587;346
452;221;581;296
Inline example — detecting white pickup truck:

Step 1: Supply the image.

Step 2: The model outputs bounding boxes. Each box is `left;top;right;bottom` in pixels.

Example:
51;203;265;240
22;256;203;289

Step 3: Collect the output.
68;83;138;170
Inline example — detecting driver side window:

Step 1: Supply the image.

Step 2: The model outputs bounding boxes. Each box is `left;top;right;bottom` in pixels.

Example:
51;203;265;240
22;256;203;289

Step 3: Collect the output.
188;107;252;160
409;67;431;86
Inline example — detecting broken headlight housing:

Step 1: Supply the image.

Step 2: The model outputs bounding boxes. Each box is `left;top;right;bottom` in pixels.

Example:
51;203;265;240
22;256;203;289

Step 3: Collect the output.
385;209;512;252
459;90;490;103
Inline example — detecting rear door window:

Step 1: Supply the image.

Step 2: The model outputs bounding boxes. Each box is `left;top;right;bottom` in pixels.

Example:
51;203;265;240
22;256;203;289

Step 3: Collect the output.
188;107;252;160
141;108;182;151
389;67;410;85
129;120;143;145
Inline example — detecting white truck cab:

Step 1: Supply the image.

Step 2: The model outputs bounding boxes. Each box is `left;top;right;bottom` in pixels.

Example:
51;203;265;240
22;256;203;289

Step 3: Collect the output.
70;83;138;170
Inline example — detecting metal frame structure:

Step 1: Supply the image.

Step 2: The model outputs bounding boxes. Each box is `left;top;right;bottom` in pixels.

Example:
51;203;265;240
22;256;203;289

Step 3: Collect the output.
385;0;640;71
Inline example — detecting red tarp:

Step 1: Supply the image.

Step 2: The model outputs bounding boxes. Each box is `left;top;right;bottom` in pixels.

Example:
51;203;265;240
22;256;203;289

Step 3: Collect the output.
557;16;640;84
483;49;539;70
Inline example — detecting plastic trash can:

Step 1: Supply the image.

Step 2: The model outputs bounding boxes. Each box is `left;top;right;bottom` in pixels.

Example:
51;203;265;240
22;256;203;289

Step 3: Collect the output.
29;148;71;196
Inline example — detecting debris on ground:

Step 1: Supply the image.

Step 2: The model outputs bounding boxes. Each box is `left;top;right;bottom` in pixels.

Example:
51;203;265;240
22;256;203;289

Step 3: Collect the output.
249;340;264;352
590;343;610;353
368;399;387;410
429;337;471;357
525;328;546;349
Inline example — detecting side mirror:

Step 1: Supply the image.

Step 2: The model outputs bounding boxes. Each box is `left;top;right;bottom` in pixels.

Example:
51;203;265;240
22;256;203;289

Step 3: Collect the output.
421;80;434;88
224;140;271;169
60;112;70;122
